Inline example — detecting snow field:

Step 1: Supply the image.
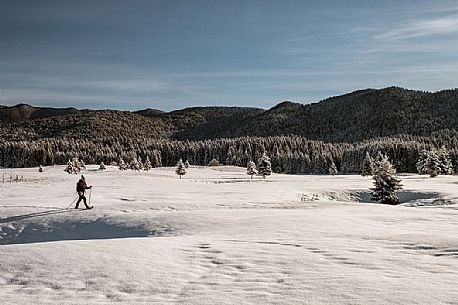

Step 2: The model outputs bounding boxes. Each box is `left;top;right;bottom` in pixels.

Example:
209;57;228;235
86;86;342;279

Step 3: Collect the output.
1;165;458;304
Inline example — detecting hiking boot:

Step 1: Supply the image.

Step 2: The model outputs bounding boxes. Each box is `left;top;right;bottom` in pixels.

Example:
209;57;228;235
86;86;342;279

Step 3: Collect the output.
86;206;93;210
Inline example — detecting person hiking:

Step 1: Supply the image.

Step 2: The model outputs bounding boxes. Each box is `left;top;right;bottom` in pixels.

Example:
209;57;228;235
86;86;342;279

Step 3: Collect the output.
75;178;93;209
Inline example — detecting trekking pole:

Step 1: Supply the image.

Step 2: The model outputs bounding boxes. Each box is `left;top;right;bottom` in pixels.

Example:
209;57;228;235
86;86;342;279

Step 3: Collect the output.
67;195;79;209
89;188;92;206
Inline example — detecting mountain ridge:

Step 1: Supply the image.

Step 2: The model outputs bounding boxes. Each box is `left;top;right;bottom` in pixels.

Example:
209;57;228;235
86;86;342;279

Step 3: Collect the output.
2;86;458;142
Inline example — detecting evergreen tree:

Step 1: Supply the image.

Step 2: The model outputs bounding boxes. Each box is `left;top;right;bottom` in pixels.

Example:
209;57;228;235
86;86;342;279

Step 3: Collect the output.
424;150;440;177
208;158;220;166
371;154;402;205
246;160;257;179
73;158;82;174
328;161;337;175
175;158;187;179
118;158;128;170
99;161;106;170
361;152;374;176
416;150;429;174
185;160;190;169
64;159;73;174
130;157;142;171
257;152;272;179
39;165;43;173
438;146;453;175
143;156;152;171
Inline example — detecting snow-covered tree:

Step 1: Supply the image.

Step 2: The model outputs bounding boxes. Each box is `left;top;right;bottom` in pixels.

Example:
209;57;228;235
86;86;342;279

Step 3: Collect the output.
118;158;128;170
438;146;453;175
417;150;440;177
361;152;374;176
99;161;106;170
185;160;190;169
175;159;187;179
64;159;74;174
416;150;429;174
39;165;43;173
130;157;142;171
65;158;81;174
371;154;402;205
208;158;220;166
246;160;257;179
328;161;337;175
257;152;272;179
143;156;152;171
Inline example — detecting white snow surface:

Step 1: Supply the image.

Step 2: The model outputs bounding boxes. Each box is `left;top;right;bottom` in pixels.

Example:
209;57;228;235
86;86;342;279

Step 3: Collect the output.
1;165;458;304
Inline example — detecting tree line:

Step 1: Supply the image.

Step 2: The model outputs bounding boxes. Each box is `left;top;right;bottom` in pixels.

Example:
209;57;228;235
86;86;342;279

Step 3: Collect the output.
2;129;458;174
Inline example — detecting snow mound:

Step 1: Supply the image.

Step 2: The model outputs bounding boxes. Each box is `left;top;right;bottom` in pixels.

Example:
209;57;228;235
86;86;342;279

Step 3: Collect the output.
0;210;175;245
300;190;454;207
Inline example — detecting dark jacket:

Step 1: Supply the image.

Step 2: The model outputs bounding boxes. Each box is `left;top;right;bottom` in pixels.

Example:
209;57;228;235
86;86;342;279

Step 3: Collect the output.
76;179;90;194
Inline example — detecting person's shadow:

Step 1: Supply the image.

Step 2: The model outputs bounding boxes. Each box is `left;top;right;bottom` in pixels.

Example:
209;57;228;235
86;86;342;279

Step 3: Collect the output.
0;208;74;223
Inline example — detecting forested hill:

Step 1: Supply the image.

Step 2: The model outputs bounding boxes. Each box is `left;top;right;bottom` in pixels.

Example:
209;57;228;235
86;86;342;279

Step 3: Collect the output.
1;86;458;142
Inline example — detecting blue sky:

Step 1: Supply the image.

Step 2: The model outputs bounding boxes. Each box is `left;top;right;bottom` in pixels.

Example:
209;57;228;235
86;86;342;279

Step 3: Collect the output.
1;0;458;111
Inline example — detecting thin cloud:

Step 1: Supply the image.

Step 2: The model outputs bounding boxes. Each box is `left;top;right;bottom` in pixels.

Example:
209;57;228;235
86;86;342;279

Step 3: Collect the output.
377;16;458;40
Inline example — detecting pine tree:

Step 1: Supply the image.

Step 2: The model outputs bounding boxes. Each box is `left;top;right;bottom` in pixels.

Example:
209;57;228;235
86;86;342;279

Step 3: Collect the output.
361;152;374;176
176;159;187;179
130;157;142;171
438;146;453;175
425;150;440;178
246;160;257;179
39;165;43;173
79;159;86;169
257;152;272;179
328;161;337;175
64;159;73;174
371;154;402;205
416;150;429;174
208;158;220;166
185;160;190;169
72;158;82;174
99;161;106;170
118;158;128;170
143;156;152;171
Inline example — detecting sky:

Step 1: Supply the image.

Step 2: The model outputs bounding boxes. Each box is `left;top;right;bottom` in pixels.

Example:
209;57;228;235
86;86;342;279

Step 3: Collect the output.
1;0;458;111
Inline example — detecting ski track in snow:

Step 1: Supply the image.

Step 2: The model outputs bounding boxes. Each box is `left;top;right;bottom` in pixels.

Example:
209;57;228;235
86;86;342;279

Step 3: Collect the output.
1;165;458;304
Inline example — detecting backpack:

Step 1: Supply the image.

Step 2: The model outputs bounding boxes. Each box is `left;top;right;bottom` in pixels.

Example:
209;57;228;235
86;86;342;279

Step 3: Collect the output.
76;181;84;193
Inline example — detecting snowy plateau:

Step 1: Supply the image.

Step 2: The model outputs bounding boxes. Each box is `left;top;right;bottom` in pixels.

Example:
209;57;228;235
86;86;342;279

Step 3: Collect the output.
1;165;458;305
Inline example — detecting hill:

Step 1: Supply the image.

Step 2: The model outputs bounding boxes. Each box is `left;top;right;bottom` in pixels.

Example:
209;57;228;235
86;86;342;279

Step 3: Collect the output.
2;87;458;142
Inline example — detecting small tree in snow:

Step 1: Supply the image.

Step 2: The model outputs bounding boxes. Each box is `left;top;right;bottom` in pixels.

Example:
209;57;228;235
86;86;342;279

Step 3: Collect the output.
246;161;257;179
371;153;402;205
328;161;337;176
39;165;43;173
99;161;106;170
185;160;190;169
438;146;453;175
79;159;86;169
143;156;152;171
208;158;220;166
361;152;374;176
118;158;128;170
257;153;272;179
130;157;142;171
65;158;81;174
65;159;74;174
176;159;187;179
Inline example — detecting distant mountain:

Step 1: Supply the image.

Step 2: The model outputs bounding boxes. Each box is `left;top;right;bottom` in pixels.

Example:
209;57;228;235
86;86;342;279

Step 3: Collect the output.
0;103;82;123
2;86;458;142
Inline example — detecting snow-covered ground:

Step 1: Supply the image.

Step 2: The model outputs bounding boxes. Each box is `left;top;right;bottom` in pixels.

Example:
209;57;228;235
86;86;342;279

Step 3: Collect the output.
1;166;458;304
